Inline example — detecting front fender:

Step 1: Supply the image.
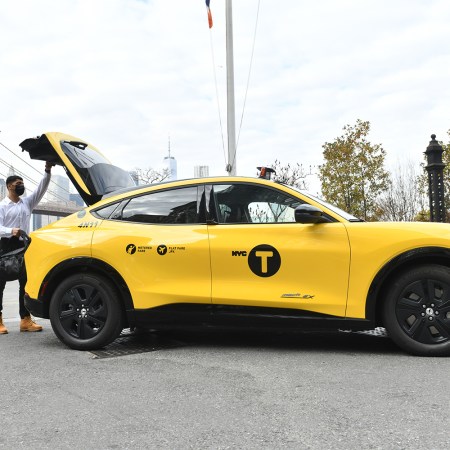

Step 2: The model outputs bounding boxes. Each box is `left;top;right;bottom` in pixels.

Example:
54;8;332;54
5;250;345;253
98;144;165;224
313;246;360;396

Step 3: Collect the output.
365;247;450;323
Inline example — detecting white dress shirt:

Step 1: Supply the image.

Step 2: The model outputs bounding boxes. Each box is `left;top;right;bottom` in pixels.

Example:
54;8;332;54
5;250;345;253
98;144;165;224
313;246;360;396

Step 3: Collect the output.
0;172;51;237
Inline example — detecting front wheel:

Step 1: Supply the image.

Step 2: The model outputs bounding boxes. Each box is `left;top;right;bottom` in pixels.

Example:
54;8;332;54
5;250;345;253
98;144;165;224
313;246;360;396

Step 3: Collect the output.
49;274;123;350
383;265;450;356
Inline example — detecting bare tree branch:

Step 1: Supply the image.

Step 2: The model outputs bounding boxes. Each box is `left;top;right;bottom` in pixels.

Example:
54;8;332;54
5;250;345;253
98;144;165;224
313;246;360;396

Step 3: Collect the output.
376;161;424;221
134;167;171;184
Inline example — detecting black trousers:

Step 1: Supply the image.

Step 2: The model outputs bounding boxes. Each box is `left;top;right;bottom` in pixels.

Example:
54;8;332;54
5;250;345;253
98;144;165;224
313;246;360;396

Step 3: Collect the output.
0;237;28;318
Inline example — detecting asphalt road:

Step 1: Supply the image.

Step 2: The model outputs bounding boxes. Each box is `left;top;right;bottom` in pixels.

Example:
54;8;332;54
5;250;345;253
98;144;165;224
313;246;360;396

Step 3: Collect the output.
1;281;450;449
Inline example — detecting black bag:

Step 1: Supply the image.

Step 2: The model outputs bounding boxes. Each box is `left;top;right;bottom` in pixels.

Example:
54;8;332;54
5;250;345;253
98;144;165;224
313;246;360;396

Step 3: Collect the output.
0;231;31;281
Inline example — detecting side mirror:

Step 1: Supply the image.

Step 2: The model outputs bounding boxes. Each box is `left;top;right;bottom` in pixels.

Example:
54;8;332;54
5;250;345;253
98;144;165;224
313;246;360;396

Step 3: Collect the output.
294;204;331;224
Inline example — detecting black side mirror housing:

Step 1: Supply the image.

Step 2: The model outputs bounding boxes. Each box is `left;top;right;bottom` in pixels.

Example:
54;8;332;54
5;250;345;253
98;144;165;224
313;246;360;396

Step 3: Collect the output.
295;204;331;224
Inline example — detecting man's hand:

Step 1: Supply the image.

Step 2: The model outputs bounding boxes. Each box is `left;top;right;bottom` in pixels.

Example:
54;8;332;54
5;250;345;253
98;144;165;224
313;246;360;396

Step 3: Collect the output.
11;228;20;237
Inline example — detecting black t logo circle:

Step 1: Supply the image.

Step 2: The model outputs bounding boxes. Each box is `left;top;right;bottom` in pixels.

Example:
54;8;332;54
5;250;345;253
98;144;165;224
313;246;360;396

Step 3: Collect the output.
126;244;136;255
157;245;168;255
248;244;281;277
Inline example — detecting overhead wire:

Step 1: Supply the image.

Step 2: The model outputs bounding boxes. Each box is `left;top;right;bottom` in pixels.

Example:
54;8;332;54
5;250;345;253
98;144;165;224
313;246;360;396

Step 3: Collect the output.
208;0;261;173
236;0;260;150
0;139;75;204
230;0;261;173
3;2;262;186
0;140;47;178
209;26;227;167
0;159;71;204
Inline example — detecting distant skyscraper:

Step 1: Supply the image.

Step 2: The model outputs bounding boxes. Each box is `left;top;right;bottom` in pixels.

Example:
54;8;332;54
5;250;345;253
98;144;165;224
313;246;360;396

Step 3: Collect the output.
194;165;209;178
69;193;84;207
163;136;177;180
0;179;6;199
46;174;70;203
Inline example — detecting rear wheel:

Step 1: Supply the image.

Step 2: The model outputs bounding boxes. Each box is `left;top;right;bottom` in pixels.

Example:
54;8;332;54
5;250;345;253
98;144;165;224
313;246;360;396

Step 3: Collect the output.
49;274;123;350
383;265;450;356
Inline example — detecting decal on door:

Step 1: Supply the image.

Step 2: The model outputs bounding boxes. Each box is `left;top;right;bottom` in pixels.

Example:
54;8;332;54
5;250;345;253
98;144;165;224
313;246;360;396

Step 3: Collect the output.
77;221;98;228
231;250;247;256
126;244;153;254
247;244;281;277
126;244;137;254
157;244;186;255
281;293;315;299
157;245;168;255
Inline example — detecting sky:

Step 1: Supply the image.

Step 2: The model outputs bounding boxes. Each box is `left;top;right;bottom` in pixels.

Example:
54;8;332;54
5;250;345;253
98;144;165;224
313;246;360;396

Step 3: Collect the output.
1;0;449;195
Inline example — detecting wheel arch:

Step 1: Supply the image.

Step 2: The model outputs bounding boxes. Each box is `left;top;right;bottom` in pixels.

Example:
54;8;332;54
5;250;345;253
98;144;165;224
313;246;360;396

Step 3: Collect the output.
366;247;450;326
36;257;134;325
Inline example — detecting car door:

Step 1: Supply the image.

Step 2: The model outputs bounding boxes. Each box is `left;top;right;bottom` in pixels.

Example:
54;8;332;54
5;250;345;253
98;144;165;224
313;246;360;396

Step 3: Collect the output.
91;185;211;309
207;183;351;317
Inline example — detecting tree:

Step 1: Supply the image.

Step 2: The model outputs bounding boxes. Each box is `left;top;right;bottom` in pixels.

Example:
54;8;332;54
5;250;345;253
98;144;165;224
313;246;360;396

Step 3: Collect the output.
252;160;314;222
133;167;170;184
318;120;389;221
375;161;425;221
264;159;313;190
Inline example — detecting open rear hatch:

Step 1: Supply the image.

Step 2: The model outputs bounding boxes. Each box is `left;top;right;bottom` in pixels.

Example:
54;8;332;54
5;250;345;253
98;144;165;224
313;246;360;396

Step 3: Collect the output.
20;132;136;206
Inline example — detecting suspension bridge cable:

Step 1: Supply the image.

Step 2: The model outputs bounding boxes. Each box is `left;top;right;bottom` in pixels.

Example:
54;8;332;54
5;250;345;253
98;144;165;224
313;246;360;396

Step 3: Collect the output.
0;138;65;187
0;140;47;179
0;160;74;204
0;139;73;203
0;156;72;204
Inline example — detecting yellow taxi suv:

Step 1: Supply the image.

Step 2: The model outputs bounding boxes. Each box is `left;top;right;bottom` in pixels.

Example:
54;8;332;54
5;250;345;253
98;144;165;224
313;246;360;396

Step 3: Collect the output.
20;132;450;356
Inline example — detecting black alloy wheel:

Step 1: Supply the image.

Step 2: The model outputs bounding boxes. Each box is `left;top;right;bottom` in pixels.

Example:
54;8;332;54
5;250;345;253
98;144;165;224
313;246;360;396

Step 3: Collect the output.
49;274;123;350
383;264;450;356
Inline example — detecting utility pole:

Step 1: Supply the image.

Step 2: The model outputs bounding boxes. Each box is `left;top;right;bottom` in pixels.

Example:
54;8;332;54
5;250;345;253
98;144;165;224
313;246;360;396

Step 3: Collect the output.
225;0;236;176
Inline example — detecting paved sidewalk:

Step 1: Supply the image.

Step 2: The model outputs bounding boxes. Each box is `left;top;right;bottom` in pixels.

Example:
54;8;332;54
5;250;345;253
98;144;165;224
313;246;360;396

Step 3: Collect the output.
2;280;46;324
2;280;20;321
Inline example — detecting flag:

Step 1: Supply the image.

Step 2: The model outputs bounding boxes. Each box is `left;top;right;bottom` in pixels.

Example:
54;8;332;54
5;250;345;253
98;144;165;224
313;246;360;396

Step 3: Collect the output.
205;0;213;28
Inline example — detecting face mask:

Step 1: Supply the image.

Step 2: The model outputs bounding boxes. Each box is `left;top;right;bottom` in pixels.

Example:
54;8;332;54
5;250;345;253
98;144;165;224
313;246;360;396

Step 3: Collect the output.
14;185;25;196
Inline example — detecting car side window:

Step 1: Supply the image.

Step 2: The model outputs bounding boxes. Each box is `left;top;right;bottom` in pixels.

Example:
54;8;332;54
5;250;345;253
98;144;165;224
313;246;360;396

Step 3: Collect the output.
92;202;122;219
119;186;202;224
212;184;303;224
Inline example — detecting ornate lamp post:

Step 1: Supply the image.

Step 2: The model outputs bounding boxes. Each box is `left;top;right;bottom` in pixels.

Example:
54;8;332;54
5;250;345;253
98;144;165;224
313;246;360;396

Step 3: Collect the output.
425;134;446;222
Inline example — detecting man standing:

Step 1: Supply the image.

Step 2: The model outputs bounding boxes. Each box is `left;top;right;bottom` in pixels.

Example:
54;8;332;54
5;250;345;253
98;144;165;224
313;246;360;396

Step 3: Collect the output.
0;162;52;334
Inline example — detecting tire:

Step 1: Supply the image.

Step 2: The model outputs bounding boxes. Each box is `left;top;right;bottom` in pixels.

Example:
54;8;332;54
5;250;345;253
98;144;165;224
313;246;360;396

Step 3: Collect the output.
49;274;123;350
383;264;450;356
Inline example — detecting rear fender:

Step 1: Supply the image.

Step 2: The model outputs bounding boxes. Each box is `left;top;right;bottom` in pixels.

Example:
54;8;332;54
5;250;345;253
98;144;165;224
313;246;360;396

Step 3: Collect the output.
37;257;134;323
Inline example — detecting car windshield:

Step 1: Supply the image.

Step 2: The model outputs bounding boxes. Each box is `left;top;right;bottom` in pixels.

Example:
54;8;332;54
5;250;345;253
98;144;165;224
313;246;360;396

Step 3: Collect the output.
287;186;362;221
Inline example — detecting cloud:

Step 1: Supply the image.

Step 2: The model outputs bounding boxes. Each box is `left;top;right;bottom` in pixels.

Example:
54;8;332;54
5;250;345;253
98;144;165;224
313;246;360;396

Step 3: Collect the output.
0;0;449;191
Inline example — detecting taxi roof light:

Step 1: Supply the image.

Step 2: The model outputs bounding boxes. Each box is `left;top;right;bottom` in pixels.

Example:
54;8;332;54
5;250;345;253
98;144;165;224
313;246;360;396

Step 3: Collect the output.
257;166;276;180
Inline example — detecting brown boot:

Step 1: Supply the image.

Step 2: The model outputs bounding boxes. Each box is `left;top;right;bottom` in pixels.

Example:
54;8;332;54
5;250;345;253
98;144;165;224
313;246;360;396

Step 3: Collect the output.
20;316;43;332
0;314;8;334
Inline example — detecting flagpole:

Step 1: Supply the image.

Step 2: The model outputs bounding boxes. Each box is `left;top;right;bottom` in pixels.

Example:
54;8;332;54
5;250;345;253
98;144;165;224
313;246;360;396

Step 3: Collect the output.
225;0;237;176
